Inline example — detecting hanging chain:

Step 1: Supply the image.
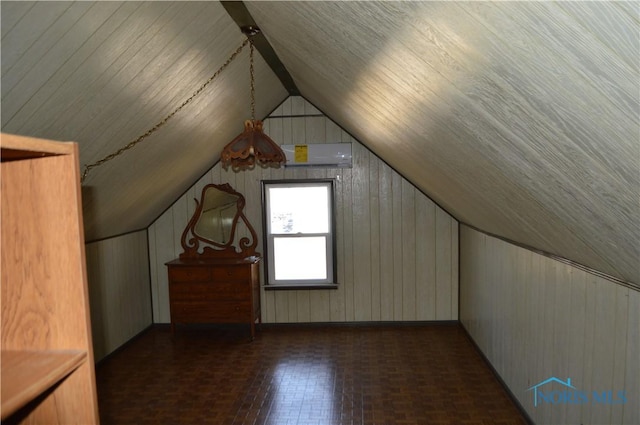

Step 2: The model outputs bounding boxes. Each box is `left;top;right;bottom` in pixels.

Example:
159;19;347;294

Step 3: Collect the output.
81;37;251;183
249;41;256;122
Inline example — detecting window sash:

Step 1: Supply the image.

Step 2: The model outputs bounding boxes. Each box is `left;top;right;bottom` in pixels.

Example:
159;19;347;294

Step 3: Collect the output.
269;234;332;283
263;180;336;286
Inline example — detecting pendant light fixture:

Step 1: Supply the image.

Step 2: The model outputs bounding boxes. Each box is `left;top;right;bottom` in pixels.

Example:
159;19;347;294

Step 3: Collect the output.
220;26;286;170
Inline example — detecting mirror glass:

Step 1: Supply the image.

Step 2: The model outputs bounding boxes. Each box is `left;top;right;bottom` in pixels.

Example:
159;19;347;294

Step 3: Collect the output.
193;186;240;244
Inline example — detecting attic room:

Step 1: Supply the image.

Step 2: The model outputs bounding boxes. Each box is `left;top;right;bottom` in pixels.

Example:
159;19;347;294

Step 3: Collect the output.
1;1;638;424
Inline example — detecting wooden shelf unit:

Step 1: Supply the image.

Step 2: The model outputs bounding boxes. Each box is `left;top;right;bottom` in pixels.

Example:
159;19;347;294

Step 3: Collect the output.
1;133;99;423
1;351;87;418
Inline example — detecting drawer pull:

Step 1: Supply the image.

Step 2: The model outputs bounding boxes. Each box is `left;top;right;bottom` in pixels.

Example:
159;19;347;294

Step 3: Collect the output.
169;267;210;282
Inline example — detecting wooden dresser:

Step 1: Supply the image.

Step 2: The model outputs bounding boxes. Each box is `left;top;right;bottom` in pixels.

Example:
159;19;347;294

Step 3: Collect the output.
167;183;262;339
166;256;261;339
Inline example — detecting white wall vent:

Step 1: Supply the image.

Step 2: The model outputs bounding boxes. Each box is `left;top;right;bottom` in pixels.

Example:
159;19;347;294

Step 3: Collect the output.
282;143;352;168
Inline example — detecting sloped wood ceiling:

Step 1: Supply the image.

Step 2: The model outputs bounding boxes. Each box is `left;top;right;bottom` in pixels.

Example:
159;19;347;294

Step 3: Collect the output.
2;2;638;284
245;1;639;284
1;1;287;241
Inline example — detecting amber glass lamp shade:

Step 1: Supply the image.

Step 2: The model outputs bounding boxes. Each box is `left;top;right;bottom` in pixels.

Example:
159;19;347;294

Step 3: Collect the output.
221;120;286;170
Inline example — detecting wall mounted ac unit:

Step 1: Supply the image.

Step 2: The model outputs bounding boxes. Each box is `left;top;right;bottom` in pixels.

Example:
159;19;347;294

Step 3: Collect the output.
281;143;352;168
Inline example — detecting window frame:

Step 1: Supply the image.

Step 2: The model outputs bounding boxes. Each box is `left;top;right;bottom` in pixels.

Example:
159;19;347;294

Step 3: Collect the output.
261;179;338;290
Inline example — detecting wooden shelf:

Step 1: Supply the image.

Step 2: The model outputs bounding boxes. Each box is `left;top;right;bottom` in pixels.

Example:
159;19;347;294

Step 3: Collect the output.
2;133;99;423
1;133;74;160
1;350;87;419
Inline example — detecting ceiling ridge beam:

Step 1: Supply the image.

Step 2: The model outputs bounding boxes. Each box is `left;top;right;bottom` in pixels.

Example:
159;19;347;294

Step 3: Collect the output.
221;1;300;96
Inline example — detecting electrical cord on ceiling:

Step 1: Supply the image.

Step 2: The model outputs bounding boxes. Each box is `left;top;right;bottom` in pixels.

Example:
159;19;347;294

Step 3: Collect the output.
80;37;251;184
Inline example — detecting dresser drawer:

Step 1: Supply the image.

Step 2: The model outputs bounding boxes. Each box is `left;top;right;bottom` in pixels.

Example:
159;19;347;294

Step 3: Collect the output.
166;258;261;338
169;266;210;282
170;281;249;300
211;265;251;282
171;301;252;323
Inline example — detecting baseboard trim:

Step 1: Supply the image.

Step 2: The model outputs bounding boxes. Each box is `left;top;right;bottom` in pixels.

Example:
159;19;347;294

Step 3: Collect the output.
152;320;459;329
94;323;156;367
259;320;459;329
459;322;535;425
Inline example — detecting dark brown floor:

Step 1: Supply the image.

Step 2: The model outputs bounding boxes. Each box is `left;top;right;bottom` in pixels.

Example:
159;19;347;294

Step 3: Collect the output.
96;323;527;425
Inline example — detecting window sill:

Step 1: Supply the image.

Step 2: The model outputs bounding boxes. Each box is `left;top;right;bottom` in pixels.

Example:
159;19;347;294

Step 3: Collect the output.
264;284;339;291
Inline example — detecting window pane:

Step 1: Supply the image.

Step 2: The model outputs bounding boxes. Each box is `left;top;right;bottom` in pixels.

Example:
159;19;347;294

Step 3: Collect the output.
273;237;327;280
269;186;329;234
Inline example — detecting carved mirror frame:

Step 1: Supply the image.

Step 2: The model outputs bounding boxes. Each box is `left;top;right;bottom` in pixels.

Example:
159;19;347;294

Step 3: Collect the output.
179;183;259;260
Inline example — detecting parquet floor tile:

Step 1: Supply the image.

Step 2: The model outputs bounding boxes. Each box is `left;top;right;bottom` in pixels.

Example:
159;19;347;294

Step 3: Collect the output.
96;324;527;425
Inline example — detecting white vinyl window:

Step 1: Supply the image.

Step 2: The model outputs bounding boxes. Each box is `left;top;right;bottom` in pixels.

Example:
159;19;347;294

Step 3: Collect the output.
263;180;336;288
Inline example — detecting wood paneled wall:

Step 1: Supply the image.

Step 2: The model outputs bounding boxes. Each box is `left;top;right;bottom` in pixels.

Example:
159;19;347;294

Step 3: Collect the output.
148;96;459;324
85;230;152;361
460;225;639;425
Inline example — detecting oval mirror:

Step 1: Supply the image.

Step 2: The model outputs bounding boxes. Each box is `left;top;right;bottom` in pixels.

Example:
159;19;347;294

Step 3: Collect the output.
193;186;240;244
179;183;259;260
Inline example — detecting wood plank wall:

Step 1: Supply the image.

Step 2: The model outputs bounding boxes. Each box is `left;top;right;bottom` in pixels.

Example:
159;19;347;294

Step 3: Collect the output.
459;225;639;425
85;230;152;361
148;96;459;324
